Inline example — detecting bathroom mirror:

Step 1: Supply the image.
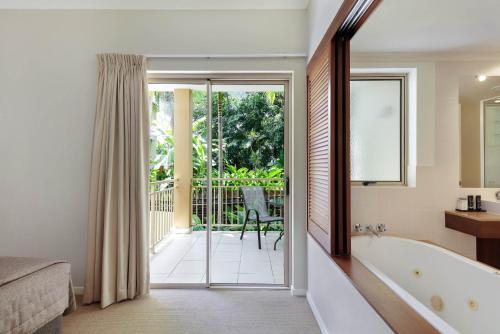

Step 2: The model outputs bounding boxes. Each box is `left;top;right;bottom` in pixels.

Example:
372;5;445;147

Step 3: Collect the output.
460;75;500;188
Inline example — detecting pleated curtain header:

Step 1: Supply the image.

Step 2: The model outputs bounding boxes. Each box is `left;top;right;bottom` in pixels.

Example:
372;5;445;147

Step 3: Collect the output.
97;53;147;70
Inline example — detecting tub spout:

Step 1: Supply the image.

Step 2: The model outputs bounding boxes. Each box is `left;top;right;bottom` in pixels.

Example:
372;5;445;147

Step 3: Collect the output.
366;224;382;237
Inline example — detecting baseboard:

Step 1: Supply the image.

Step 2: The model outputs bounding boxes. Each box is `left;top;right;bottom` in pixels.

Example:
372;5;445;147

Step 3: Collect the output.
73;286;84;295
290;286;306;296
307;292;328;334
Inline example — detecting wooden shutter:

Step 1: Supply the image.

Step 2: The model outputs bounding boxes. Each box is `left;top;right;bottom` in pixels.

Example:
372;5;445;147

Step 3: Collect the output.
307;46;332;252
307;0;382;257
307;37;351;256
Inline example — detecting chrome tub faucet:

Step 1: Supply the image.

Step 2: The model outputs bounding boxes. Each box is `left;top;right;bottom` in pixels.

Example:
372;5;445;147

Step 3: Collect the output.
353;223;387;237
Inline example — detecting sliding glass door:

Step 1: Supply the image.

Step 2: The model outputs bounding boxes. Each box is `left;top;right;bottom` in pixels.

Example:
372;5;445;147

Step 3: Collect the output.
148;78;288;287
149;82;209;286
209;82;287;285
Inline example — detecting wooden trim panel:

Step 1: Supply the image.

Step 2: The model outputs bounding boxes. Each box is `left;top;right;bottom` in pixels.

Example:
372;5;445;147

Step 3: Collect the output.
333;255;440;334
330;34;351;256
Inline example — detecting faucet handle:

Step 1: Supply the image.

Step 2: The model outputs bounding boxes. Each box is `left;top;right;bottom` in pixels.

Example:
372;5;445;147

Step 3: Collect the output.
376;224;387;233
353;224;364;232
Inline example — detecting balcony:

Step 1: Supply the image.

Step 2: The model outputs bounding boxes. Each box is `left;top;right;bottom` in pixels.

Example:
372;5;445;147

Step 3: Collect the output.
149;178;285;285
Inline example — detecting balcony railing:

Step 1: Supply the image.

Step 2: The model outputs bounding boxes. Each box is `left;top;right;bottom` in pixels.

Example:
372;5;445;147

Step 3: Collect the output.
149;177;284;251
149;179;175;251
192;178;284;229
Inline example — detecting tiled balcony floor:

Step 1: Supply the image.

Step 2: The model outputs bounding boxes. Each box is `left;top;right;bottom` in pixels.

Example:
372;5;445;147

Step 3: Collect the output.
150;231;285;285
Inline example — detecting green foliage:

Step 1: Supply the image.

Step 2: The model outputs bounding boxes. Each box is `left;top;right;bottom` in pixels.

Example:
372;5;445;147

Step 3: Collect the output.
149;90;209;180
192;215;202;225
225;205;246;224
224;164;283;179
149;89;285;232
192;135;208;179
212;91;285;170
149;91;174;181
149;89;285;182
221;165;284;187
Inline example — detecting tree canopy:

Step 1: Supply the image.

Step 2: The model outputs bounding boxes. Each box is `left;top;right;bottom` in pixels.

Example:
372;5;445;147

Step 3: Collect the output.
150;88;284;181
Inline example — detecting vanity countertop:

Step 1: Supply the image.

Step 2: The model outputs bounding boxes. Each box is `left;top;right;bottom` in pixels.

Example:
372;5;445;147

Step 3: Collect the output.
445;210;500;238
445;210;500;221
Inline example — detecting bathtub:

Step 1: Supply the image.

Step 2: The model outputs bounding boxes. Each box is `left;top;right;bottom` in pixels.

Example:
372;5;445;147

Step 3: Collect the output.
352;236;500;334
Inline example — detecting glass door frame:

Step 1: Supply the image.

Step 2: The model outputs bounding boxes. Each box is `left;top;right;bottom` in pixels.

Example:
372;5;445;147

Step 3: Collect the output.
148;74;291;288
209;79;290;288
148;79;210;289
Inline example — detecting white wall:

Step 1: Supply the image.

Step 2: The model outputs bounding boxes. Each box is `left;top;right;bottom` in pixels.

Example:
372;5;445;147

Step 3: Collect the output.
0;10;307;287
307;235;393;334
306;0;343;58
350;55;500;259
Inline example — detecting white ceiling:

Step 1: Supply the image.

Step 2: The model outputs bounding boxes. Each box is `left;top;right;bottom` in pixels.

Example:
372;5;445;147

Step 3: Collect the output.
352;0;500;54
0;0;310;10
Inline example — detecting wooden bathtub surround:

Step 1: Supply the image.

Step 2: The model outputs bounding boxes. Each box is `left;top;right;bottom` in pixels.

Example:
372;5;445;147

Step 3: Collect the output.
332;255;439;334
445;210;500;268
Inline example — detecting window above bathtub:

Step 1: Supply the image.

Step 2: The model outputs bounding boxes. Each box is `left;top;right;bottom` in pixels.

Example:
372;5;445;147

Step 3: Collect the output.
350;69;417;187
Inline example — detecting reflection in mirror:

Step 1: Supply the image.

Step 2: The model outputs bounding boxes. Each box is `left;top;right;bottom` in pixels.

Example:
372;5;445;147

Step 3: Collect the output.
460;76;500;188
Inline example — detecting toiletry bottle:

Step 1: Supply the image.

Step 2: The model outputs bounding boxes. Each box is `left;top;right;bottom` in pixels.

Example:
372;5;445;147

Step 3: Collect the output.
468;195;474;211
476;195;482;211
457;198;468;211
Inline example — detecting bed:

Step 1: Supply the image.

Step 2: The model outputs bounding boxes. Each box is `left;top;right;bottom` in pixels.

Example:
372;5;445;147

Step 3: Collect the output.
0;257;76;334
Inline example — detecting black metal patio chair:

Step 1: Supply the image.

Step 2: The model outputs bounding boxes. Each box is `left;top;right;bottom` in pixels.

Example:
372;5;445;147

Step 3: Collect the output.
239;186;284;250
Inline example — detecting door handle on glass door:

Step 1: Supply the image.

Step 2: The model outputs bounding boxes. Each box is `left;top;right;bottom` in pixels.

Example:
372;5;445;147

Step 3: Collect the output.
285;177;290;196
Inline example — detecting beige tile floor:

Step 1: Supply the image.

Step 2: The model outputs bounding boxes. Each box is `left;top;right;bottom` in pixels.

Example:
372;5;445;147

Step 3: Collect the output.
150;231;285;284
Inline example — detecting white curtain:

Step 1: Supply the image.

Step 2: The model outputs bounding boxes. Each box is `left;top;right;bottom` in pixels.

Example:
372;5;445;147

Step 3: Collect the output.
83;54;150;308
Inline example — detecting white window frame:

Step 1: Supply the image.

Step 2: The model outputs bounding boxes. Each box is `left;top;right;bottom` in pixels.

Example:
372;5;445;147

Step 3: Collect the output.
350;73;408;186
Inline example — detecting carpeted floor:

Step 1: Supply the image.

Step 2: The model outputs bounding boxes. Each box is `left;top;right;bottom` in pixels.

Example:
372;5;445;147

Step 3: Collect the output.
63;289;321;334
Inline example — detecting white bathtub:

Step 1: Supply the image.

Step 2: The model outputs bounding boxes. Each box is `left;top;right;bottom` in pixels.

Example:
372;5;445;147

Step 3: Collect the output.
352;236;500;334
